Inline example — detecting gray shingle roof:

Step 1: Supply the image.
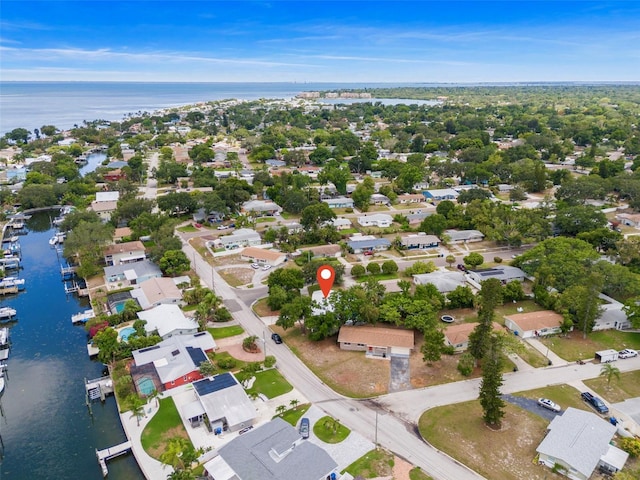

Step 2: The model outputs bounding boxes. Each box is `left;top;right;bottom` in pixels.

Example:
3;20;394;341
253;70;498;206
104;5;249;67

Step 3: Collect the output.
217;417;337;480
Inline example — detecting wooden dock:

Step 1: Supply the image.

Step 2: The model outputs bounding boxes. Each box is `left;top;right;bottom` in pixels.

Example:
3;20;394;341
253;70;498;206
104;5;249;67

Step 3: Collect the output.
96;440;132;477
85;376;114;402
71;309;95;324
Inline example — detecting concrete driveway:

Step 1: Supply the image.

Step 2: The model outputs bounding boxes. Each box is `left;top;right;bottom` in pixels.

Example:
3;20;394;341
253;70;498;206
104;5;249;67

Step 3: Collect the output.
389;354;411;392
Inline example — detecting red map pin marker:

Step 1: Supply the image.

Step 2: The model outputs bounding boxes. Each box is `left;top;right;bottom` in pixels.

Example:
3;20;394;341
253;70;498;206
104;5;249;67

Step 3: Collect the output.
317;265;335;298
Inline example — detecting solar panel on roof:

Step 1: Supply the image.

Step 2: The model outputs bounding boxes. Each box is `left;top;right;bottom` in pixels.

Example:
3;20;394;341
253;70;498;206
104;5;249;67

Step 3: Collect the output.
194;332;207;337
186;346;207;366
193;372;237;396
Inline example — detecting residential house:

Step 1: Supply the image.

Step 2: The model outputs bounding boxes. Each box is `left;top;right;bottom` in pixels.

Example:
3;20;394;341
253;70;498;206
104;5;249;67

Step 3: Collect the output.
422;188;459;202
413;270;466;293
346;235;391;254
183;372;256;434
104;259;162;287
327;217;352;230
537;408;628;480
400;233;440;250
113;227;132;242
241;200;281;217
265;159;286;168
130;332;216;391
443;229;485;244
504;310;564;338
466;266;527;285
593;303;631;331
218;228;261;250
131;276;184;310
283;222;303;234
322;197;354;209
406;210;434;225
444;322;503;353
96;191;120;203
136;304;198;339
337;325;414;358
615;213;640;228
103;241;146;266
311;289;334;316
370;193;391;206
240;247;287;266
357;214;393;228
298;244;342;259
203;417;337;480
89;200;118;221
103;168;126;182
397;193;425;204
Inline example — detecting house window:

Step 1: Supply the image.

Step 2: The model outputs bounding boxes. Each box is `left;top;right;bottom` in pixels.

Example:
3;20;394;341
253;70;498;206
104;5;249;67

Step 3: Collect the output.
171;380;175;386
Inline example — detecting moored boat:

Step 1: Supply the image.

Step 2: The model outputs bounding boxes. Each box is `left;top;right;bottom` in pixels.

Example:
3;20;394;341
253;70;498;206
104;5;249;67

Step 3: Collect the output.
0;307;17;320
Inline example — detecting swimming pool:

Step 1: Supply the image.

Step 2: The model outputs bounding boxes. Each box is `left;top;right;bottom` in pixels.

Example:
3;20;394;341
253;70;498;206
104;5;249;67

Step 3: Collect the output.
119;327;136;342
137;377;155;396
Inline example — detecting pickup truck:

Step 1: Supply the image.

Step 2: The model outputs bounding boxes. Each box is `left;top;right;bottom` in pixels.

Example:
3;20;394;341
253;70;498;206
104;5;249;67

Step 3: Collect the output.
581;391;609;414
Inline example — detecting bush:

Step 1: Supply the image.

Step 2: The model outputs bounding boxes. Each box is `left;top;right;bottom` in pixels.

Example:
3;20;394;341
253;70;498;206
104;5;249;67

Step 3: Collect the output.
494;256;503;263
217;357;237;369
263;355;277;368
457;352;475;376
442;345;455;355
366;262;381;275
620;438;640;457
351;264;366;277
382;260;399;275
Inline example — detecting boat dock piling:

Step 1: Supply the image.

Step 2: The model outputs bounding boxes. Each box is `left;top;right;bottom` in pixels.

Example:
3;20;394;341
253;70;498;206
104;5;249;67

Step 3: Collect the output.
96;440;132;477
85;376;114;403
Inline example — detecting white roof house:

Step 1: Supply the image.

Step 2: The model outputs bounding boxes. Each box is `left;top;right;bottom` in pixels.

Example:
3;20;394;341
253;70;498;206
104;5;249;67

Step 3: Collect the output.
136;304;198;339
311;290;334;316
322;197;354;209
241;200;281;215
131;277;184;310
423;188;459;201
413;271;466;293
217;228;261;249
95;191;120;202
537;408;628;480
443;229;485;243
466;266;526;285
357;214;393;228
328;217;352;230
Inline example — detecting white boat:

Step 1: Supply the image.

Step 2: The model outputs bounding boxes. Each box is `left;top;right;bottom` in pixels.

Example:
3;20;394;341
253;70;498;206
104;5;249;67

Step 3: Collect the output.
49;232;66;246
0;307;17;320
0;276;25;291
0;374;5;396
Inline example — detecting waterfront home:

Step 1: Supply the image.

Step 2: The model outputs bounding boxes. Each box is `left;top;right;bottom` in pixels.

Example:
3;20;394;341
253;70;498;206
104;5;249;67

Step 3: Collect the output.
504;310;564;338
466;266;526;285
444;322;502;353
400;233;440;249
240;247;287;267
103;241;146;266
413;270;466;293
136;304;198;339
204;417;338;480
104;259;162;287
240;200;281;216
337;325;414;358
443;229;485;244
537;408;628;480
89;199;118;222
130;276;183;310
322;197;354;209
130;332;216;391
217;228;261;250
357;213;393;228
183;372;256;434
103;168;126;182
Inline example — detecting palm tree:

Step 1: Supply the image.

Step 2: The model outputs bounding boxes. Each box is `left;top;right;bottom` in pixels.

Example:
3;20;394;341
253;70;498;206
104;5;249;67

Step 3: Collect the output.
147;389;160;408
600;363;621;388
289;399;300;409
160;437;191;471
128;394;146;427
275;405;287;416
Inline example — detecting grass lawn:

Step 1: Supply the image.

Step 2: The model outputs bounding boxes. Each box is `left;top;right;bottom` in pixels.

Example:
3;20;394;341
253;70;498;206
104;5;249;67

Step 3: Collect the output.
539;330;640;362
177;225;198;233
419;400;563;480
141;397;192;460
410;467;434;480
584;370;640;403
517;340;550;368
246;369;293;399
274;403;311;426
207;325;244;339
218;270;247;287
211;351;247;373
342;448;394;478
253;297;278;317
512;384;591;412
256;217;276;223
313;416;351;443
355;273;398;282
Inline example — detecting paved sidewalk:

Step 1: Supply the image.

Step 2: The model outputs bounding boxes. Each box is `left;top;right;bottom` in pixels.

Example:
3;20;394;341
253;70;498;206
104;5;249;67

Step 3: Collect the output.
525;337;569;366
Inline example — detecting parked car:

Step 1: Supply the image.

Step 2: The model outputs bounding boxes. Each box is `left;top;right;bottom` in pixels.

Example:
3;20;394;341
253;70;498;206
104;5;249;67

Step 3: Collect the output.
217;224;230;230
537;398;561;412
299;418;310;439
251;263;260;269
271;333;283;344
457;264;467;271
619;349;638;359
581;391;609;414
262;264;272;271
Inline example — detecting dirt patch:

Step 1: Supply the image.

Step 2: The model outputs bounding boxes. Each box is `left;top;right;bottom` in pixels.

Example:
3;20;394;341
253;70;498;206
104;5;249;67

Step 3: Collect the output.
218;267;254;287
253;298;279;317
279;328;389;397
210;253;243;267
392;456;413;480
146;426;190;460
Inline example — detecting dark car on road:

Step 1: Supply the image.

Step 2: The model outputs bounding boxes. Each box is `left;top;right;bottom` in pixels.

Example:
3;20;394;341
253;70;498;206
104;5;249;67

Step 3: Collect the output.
581;391;609;414
271;333;283;344
299;418;310;439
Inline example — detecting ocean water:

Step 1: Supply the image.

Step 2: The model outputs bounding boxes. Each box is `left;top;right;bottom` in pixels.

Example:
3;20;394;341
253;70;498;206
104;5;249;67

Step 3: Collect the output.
0;81;422;135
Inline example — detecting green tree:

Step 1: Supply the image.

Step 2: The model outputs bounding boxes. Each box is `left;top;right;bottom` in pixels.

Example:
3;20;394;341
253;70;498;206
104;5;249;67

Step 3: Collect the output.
300;202;336;230
366;262;381;275
381;260;398;275
93;327;119;364
623;297;640;328
445;255;456;268
600;363;621;388
198;360;217;377
463;252;484;268
457;352;475;376
419;214;447;236
503;280;525;302
421;327;445;364
478;334;505;427
159;437;194;471
446;286;475;309
159;250;191;276
127;393;146;427
351;264;366;278
352;178;375;211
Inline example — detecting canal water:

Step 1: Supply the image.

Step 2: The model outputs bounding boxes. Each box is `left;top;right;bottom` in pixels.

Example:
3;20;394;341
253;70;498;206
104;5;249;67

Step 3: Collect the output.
0;211;144;479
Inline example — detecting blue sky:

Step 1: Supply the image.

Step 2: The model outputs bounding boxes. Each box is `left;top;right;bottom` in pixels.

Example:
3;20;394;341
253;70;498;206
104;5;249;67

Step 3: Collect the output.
1;1;639;82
